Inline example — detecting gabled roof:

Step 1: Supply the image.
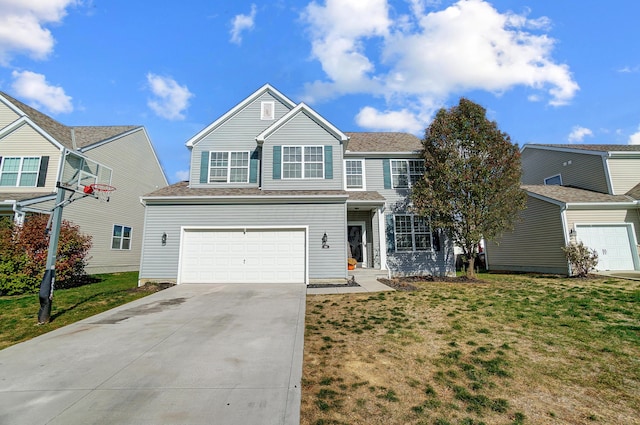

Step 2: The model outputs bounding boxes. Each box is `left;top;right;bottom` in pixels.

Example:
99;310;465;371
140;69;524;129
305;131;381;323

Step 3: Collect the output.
256;102;348;143
523;184;637;205
0;91;139;150
523;143;640;156
345;132;422;153
185;84;297;148
0;191;56;203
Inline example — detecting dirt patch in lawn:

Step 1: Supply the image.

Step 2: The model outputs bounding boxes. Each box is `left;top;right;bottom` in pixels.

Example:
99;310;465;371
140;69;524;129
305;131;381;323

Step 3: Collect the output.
128;282;175;293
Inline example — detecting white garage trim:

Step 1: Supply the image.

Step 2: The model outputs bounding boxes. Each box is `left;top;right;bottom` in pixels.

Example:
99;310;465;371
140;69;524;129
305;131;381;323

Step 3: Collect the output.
177;226;309;284
574;223;640;271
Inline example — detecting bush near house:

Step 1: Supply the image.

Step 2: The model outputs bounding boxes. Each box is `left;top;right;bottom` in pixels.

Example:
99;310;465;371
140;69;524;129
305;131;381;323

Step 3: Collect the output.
562;241;599;277
0;215;92;295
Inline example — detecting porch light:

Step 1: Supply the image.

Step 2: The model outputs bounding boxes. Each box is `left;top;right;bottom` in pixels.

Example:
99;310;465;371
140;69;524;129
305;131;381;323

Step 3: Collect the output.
162;232;167;246
322;232;330;249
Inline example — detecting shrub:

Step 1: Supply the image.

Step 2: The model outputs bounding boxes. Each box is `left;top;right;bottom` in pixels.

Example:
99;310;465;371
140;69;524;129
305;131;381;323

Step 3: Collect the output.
0;215;92;295
562;241;598;277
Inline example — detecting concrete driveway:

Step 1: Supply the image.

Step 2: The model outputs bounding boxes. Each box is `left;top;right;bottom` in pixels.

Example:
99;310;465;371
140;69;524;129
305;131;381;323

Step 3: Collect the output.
0;283;306;425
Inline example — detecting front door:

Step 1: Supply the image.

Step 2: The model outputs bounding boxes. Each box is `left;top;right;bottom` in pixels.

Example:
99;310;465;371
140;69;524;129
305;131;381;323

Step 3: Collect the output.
348;225;364;263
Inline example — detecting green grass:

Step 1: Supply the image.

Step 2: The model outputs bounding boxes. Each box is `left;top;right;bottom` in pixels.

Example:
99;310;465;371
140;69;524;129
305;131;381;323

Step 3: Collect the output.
0;272;157;350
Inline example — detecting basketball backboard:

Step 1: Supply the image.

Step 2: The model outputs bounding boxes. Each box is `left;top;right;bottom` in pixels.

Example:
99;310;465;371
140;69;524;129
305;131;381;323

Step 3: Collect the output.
58;150;113;197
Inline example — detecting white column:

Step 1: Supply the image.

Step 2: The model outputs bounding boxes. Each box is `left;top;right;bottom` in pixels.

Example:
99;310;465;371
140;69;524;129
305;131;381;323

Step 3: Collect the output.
378;206;387;270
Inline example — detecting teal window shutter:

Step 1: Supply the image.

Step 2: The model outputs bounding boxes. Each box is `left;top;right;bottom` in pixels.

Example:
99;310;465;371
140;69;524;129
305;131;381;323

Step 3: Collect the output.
200;151;209;183
273;146;281;180
249;150;259;184
324;145;333;179
37;156;49;187
383;159;391;189
385;214;395;252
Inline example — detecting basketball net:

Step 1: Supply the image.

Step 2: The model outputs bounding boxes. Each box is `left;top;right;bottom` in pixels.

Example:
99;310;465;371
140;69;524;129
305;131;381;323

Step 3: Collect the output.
83;183;116;202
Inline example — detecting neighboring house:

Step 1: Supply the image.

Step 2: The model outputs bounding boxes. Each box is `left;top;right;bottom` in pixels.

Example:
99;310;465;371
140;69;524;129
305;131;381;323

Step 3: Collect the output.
0;92;168;274
138;84;454;285
486;144;640;274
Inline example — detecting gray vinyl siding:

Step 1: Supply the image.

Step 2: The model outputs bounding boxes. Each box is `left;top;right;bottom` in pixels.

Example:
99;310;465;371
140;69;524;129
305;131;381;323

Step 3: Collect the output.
567;208;640;243
63;129;168;273
0;123;61;192
139;202;347;281
607;158;640;195
522;149;609;193
190;93;292;187
486;196;569;274
262;112;344;190
0;101;20;129
364;157;416;208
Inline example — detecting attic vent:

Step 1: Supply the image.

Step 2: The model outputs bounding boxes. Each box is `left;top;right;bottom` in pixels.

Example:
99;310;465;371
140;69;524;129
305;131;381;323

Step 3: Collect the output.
261;101;274;120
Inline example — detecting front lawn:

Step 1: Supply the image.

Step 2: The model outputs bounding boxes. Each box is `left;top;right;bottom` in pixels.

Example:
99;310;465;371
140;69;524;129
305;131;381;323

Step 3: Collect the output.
302;274;640;425
0;272;163;350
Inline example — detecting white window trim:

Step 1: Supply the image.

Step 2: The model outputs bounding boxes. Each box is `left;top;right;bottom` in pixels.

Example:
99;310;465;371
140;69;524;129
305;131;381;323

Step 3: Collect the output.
282;145;325;179
344;159;366;190
111;224;132;250
393;214;433;252
208;151;250;183
391;159;424;189
544;174;562;185
261;101;275;120
0;156;41;187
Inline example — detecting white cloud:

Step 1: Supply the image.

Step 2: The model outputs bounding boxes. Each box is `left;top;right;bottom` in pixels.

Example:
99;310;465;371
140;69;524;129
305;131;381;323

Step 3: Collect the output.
629;127;640;145
175;169;189;181
11;70;72;113
301;0;579;132
0;0;78;64
146;73;193;120
230;4;257;45
568;126;593;143
356;106;425;133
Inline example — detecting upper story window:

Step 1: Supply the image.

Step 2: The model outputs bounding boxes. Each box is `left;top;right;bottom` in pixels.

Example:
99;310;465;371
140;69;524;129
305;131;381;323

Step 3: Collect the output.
391;159;424;188
283;146;324;179
345;159;364;189
544;174;562;185
208;151;249;183
394;214;432;252
0;156;41;187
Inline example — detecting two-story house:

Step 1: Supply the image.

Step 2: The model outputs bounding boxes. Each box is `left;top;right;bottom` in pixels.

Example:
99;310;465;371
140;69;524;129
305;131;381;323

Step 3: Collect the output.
138;84;454;285
486;144;640;274
0;92;168;274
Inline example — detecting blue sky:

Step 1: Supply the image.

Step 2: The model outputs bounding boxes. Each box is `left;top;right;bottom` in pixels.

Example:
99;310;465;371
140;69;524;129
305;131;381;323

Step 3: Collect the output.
1;0;639;184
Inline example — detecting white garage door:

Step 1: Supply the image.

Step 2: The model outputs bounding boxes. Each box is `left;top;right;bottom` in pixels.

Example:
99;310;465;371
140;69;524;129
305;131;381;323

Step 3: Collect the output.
179;228;306;283
576;224;635;271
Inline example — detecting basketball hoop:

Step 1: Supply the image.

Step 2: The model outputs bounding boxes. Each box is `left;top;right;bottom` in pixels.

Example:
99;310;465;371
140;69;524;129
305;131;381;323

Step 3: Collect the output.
84;183;116;202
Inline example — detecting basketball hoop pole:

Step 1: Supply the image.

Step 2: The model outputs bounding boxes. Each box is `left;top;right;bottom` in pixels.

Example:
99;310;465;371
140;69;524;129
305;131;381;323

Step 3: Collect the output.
37;188;65;324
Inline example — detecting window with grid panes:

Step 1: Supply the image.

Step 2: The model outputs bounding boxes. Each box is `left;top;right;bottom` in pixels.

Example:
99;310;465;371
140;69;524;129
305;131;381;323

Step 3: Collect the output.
391;159;424;188
345;159;363;189
0;157;40;187
208;152;249;183
282;146;324;179
394;215;432;252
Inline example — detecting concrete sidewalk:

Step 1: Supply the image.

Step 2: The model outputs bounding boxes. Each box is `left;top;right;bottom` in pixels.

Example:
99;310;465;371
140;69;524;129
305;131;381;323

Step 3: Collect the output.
0;283;306;425
307;269;394;295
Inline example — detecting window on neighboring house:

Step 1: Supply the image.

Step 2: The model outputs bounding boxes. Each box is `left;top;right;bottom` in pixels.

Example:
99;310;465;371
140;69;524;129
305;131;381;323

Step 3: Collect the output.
544;174;562;185
209;151;249;183
345;159;364;189
111;225;132;250
0;156;41;187
282;146;324;179
394;215;432;252
391;159;424;188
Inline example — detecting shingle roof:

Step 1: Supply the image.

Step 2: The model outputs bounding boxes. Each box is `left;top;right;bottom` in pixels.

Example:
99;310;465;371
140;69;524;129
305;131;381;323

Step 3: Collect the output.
0;92;137;150
530;144;640;153
626;182;640;200
143;181;386;202
346;132;422;153
0;192;56;203
523;185;636;204
144;181;350;198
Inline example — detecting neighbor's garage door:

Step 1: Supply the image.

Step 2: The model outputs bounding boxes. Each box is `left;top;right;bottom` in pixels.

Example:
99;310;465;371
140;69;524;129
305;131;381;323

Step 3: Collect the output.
179;228;306;283
576;224;635;271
